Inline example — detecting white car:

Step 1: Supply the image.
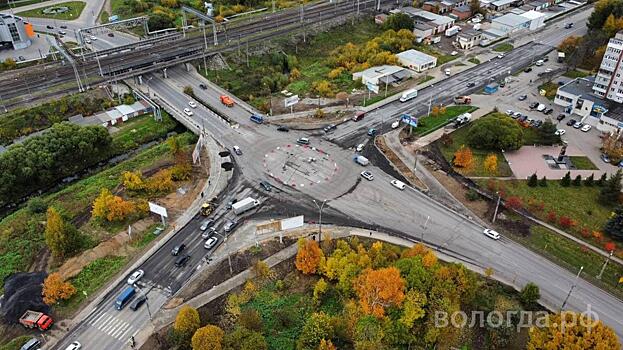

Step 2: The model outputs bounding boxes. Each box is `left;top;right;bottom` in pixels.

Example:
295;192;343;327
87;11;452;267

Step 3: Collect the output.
183;108;193;116
506;109;514;116
65;341;82;350
483;228;500;240
497;53;505;59
451;51;458;56
204;236;218;249
581;124;592;132
472;17;481;23
554;129;566;136
233;145;242;155
189;101;197;108
356;143;365;152
127;270;144;285
84;39;92;44
90;35;97;41
360;171;374;181
391;120;400;129
444;68;451;76
390;179;406;190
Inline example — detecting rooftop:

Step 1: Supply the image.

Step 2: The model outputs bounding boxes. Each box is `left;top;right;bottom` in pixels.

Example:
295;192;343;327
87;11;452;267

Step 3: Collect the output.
414;22;436;31
453;4;471;12
492;13;530;27
458;29;482;39
396;49;437;65
400;7;455;25
492;0;516;6
521;10;546;20
559;76;603;104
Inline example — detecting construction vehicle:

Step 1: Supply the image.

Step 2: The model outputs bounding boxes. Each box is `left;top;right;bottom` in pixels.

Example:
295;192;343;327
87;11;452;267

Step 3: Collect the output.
19;310;53;331
200;202;213;216
454;96;472;104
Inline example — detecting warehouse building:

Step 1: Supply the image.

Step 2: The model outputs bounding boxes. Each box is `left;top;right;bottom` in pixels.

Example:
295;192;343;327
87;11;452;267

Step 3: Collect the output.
396;49;437;72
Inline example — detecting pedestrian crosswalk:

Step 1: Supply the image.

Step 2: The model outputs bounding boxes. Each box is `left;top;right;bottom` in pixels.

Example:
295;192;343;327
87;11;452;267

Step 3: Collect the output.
89;312;135;341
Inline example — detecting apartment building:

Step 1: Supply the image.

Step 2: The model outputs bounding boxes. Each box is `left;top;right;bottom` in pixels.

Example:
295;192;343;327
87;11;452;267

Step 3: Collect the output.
593;31;623;103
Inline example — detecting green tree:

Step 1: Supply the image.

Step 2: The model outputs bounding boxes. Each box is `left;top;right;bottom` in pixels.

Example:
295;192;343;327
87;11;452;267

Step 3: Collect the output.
560;171;571;187
297;312;334;350
384;13;414;31
44;207;80;259
539;176;547;187
519;282;540;309
192;325;224;350
223;327;268;350
599;169;623;205
537;119;558;145
585;173;595;186
604;206;623;241
27;196;48;214
238;309;263;331
573;174;582;186
528;173;538;187
354;315;385;349
467;114;523;150
603;13;618;37
598;172;608;186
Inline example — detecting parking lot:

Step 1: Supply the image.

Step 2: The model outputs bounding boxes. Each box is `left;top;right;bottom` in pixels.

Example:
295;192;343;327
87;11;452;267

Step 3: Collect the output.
469;50;620;176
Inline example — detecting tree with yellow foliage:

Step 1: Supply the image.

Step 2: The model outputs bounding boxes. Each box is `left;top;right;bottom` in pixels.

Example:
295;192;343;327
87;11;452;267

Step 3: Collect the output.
484;153;498;174
42;272;76;305
44;207;80;259
527;312;620;350
317;339;337;350
192;325;224;350
290;67;301;81
295;238;324;274
422;250;438;268
431;105;440;116
92;189;136;222
354;267;405;318
122;171;144;191
453;145;474;169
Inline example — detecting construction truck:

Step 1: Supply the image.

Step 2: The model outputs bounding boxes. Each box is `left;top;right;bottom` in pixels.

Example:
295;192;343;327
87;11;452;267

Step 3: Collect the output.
19;310;53;331
200;202;213;216
454;96;472;104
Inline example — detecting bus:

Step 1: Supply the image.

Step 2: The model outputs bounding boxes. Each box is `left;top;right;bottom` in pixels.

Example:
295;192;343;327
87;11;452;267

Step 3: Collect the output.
115;287;136;310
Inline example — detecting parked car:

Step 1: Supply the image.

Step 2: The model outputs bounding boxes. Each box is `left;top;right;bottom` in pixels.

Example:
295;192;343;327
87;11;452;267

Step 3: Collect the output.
108;32;115;37
171;244;186;256
524;67;532;73
296;137;310;145
581;124;592;132
555;129;566;136
356;143;365;152
391;120;400;129
566;119;576;126
513;112;522;119
557;114;566;121
533;120;543;128
46;25;54;29
127;270;144;285
518;115;528;122
601;154;611;163
64;341;82;350
483;228;500;240
573;122;583;129
233;145;242;155
544;108;554;115
58;30;67;35
506;109;514;116
360;171;374;181
277;125;289;132
518;94;527;101
260;181;272;191
529;102;539;109
204;237;218;249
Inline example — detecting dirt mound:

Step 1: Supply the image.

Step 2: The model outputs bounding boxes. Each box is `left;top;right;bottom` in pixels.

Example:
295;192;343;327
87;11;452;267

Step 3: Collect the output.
0;272;49;324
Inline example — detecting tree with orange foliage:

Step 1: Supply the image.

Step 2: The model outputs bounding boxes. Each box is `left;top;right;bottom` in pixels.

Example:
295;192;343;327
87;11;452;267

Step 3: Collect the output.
431;106;440;116
453;145;474;169
92;189;136;222
317;339;336;350
422;250;438;268
402;243;429;258
527;312;620;350
354;267;405;318
42;272;76;305
604;241;617;252
295;238;324;274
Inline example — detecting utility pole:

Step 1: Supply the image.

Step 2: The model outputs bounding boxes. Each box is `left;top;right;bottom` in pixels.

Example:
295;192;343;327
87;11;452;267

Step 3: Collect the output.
560;266;583;311
492;192;501;223
421;215;429;242
313;199;327;243
597;250;614;280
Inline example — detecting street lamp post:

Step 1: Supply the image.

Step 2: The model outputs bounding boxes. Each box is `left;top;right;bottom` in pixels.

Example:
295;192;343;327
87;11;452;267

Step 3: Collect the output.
560;265;584;311
492;191;501;223
133;284;153;322
312;199;327;242
212;231;233;275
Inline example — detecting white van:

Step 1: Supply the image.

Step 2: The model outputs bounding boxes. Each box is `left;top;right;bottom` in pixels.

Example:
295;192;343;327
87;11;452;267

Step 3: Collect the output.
536;104;546;112
399;88;418;102
445;68;451;76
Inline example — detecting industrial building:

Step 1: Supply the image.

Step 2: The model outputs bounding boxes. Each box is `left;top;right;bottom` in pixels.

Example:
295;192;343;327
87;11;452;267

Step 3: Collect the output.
396;49;437;72
0;14;34;50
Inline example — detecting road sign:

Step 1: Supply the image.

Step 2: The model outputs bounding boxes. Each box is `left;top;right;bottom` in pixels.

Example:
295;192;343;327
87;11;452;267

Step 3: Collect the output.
148;202;168;218
284;95;299;107
400;114;418;127
366;82;379;94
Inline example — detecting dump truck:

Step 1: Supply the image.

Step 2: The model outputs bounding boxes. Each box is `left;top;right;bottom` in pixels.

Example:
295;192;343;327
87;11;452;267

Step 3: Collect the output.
232;197;260;215
220;95;234;107
354;155;369;166
454;96;472;104
200;202;213;216
19;311;53;331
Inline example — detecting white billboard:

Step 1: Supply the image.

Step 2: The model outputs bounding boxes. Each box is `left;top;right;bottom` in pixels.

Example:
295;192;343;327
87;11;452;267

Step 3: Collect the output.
281;215;304;230
366;82;379;94
284;95;300;107
148;202;168;217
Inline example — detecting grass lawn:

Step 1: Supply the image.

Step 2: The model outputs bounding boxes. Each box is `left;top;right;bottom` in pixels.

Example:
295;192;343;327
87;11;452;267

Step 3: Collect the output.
16;1;86;20
0;336;32;350
538;81;558;100
489;179;613;233
413;105;477;136
57;255;128;317
437;117;513;177
111;113;178;152
569;156;599;170
415;44;456;65
416;75;434;85
563;69;590;79
493;43;514;52
513;225;623;300
129;224;161;249
468;57;480;64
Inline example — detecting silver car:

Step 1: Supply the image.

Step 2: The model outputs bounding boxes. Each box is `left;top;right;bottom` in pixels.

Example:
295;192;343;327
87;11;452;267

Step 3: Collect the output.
200;219;214;231
204;237;218;249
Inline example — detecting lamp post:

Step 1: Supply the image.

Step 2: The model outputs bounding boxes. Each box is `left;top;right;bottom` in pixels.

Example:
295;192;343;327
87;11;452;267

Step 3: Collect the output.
492;191;501;223
312;199;327;242
560;265;583;311
211;231;233;275
133;284;153;322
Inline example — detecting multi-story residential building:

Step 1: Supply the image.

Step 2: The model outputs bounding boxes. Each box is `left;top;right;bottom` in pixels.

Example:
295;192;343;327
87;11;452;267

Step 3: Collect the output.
593;31;623;103
0;14;33;50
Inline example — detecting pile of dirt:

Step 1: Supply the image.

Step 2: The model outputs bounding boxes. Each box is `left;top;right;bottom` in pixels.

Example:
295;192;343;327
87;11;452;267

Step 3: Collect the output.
0;272;49;324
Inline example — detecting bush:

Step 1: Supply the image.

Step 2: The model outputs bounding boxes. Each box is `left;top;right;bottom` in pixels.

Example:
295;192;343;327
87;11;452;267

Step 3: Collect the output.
505;196;523;209
584;173;594;186
27;197;47;214
546;211;557;222
465;188;481;201
539;176;547;187
527;173;538;187
560;171;571;187
466;114;523;150
572;175;582;186
519;282;540;309
559;216;574;228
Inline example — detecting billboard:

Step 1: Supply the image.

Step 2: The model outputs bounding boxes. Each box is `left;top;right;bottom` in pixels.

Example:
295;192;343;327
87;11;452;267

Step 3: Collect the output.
366;82;379;94
284;95;299;107
148;202;168;217
400;113;418;128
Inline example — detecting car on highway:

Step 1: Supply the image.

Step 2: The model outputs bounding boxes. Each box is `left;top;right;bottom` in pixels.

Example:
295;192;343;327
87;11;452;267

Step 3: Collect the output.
554;129;566;136
108;32;115;37
183;108;193;116
573;121;583;129
360;171;374;181
233;145;242;155
356;143;364;152
199;83;207;90
204;237;218;249
565;22;574;29
129;294;147;311
390;179;406;190
518;95;527;101
223;220;238;232
497;53;504;59
483;228;500;240
277;125;289;132
566;119;576;126
323;124;337;133
367;128;377;136
90;35;97;41
202;227;217;239
171;244;186;256
391;120;400;129
220;95;235;107
297;137;310;145
581;124;592;132
189;101;197;108
260;181;272;191
127;270;144;285
467;82;476;88
64;341;82;350
174;254;191;267
46;25;54;30
535;59;544;66
557;114;566;121
58;30;67;35
200;219;214;231
601;154;611;163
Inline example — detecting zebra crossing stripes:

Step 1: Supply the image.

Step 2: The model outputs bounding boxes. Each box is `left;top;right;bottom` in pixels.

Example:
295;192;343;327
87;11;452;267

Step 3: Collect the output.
89;312;135;341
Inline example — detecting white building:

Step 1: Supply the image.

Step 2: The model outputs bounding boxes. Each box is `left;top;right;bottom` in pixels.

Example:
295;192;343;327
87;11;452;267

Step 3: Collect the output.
520;10;546;30
0;14;33;50
593;31;623;103
352;65;411;86
457;29;483;50
396;49;437;72
491;13;531;34
555;77;611;132
394;7;456;35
